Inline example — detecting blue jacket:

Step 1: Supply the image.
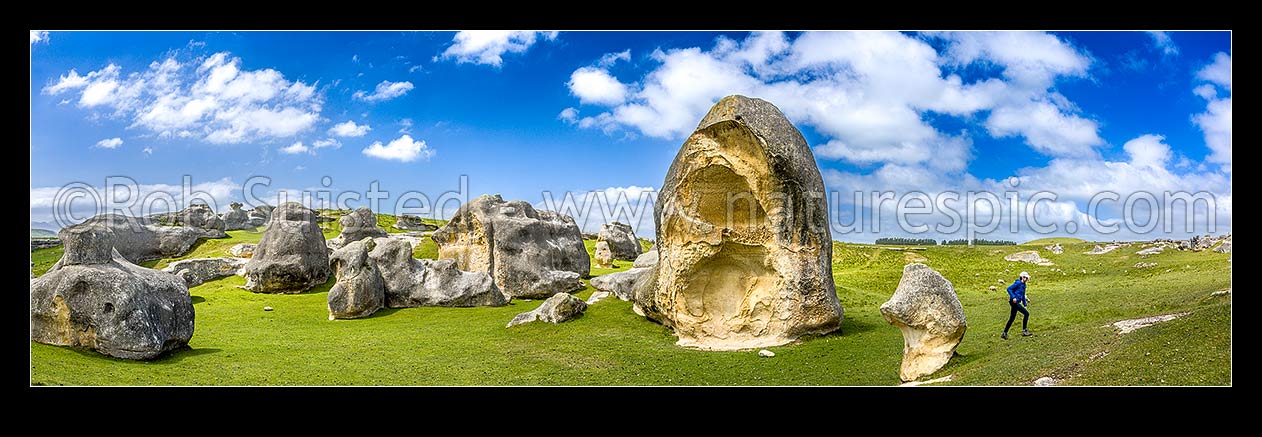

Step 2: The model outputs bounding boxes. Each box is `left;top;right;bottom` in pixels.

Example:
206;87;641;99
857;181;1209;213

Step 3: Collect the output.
1007;279;1027;305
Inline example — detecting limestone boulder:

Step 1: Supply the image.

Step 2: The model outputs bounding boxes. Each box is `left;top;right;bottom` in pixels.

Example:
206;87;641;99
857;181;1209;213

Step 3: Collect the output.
598;221;641;261
880;263;967;381
369;238;506;307
30;225;194;360
1004;250;1054;266
594;241;614;268
1214;238;1231;254
154;204;227;236
505;292;587;328
327;238;385;320
395;214;438;231
228;243;256;258
221;202;253;231
633;248;658;268
1044;243;1064;255
633;95;843;350
329;207;388;249
432;194;589;299
240;202;331;293
59;213;220;264
246;205;273;228
591;267;651;301
161;257;247;288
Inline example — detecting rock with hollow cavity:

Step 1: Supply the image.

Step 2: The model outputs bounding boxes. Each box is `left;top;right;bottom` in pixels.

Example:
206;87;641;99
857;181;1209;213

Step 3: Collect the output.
598;221;642;261
879;263;967;382
328;207;388;249
30;225;194;360
594;241;614;268
161;257;247;287
59;213;221;264
432;194;589;299
1004;250;1054;266
241;202;331;293
633;95;843;350
327;238;385;319
506;292;587;328
369;238;506;307
590;267;651;301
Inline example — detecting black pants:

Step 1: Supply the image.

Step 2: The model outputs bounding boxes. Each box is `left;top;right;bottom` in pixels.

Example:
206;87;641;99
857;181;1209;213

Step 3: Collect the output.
1005;300;1029;333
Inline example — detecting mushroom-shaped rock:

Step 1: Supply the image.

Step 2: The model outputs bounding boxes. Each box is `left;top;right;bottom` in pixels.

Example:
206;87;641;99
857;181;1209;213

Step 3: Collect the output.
327;238;385;319
506;292;587;328
329;207;388;249
30;225;195;360
598;221;642;261
633;95;843;350
879;263;968;382
432;194;589;299
369;238;506;307
594;241;615;268
240;202;331;293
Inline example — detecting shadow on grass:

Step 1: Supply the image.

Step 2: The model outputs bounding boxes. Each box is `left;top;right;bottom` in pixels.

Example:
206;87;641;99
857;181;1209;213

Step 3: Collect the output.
62;344;222;364
190;295;206;304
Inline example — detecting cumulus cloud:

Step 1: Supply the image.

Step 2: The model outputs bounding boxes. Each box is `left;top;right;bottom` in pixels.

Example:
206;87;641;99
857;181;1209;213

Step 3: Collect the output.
439;31;558;66
30;31;49;45
362;134;433;162
328;120;371;137
1148;31;1179;57
567;67;629;105
312;138;341;149
42;51;322;144
598;49;631;67
142;147;154;156
352;80;414;102
1123;134;1172;168
279;141;311;155
94;137;123;149
1193;52;1231;168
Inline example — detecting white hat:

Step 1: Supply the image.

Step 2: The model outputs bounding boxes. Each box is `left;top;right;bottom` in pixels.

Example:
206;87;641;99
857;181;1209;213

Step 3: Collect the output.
1019;271;1030;278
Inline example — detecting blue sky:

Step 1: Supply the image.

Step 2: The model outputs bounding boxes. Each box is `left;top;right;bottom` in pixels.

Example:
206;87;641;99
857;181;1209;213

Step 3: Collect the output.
29;31;1231;242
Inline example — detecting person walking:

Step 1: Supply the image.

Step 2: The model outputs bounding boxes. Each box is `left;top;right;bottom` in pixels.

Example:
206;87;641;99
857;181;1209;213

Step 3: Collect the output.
1002;271;1032;339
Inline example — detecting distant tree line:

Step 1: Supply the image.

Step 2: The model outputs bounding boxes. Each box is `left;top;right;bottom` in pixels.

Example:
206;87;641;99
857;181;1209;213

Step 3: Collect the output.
875;237;938;246
941;238;1016;246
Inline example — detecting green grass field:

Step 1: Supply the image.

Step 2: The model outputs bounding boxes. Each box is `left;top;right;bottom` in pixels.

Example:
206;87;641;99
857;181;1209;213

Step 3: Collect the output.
30;233;1231;386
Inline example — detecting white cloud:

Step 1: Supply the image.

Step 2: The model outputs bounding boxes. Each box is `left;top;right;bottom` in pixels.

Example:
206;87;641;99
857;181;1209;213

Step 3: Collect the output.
558;107;579;123
1147;31;1179;57
29;177;240;225
279;141;311;155
597;49;631;67
93;137;123;149
440;31;558;67
30;31;49;45
43;52;322;145
984;99;1102;157
1123;134;1172;168
398;118;413;134
328;120;371;137
142;147;154;155
362;134;433;162
567;67;629;105
352;80;414;102
1193;52;1231;168
312;138;342;149
1197;52;1231;90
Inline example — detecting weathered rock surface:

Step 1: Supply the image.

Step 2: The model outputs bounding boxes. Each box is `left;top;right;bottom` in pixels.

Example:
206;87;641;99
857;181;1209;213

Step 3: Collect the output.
369;238;506;307
327;238;385;319
590;267;651;301
31;239;62;251
228;243;256;258
633;248;658;268
221;202;253;230
246;205;273;228
1044;243;1064;255
59;214;222;264
154;204;227;236
879;263;968;382
30;225;194;360
1004;250;1054;266
1112;312;1189;335
328;207;388;249
505;292;587;328
1136;246;1164;256
594;241;614;268
395;214;439;231
598;221;642;261
1085;244;1119;255
240;202;331;293
633;95;843;350
1214;238;1231;254
433;194;589;299
161;257;247;287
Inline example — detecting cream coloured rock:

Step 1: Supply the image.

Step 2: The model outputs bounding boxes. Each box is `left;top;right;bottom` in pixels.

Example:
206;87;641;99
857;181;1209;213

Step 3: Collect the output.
594;241;614;268
1004;250;1054;266
879;263;967;382
633;95;842;350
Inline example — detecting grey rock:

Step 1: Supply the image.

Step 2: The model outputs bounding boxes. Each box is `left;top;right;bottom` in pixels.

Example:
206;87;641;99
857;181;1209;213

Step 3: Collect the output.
221;202;253;231
433;194;590;299
58;213;222;264
241;202;331;293
161;257;247;287
586;291;612;304
1136;246;1164;256
31;239;63;251
327;238;385;319
328;207;388;249
369;238;506;307
1043;243;1064;255
246;205;273;228
505;292;587;328
632;248;658;268
590;267;651;301
1214;239;1231;254
581;233;598;240
395;214;439;231
597;221;642;261
30;225;194;360
228;243;256;258
1033;377;1060;386
153;204;227;234
879;263;968;382
1004;250;1054;266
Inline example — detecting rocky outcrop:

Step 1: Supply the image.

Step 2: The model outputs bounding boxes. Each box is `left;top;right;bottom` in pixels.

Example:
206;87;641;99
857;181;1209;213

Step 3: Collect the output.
1085;244;1119;255
228;243;256;258
1214;238;1232;254
59;214;221;264
240;202;331;293
369;238;506;307
328;207;388;249
327;238;385;320
395;215;438;231
246;205;273;228
221;202;253;231
1136;246;1164;256
161;257;247;287
633;95;843;351
590;267;651;301
598;221;642;261
1004;250;1054;266
594;241;614;268
879;263;967;382
1044;243;1064;255
153;204;227;237
633;248;658;268
31;239;62;251
505;292;587;328
432;194;589;299
30;225;194;360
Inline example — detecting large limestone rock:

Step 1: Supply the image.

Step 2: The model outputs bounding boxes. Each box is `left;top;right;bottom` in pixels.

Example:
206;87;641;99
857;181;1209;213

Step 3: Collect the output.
1004;250;1054;266
598;221;641;261
30;225;195;360
327;238;385;320
594;241;614;268
161;257;247;287
228;243;256;258
633;249;658;268
1044;243;1064;255
432;194;589;299
60;214;220;264
395;214;438;231
505;292;587;328
153;204;227;237
879;263;968;382
221;202;252;231
329;207;388;249
369;238;506;307
246;205;273;228
241;202;331;293
1214;238;1232;254
633;95;843;350
591;267;651;301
